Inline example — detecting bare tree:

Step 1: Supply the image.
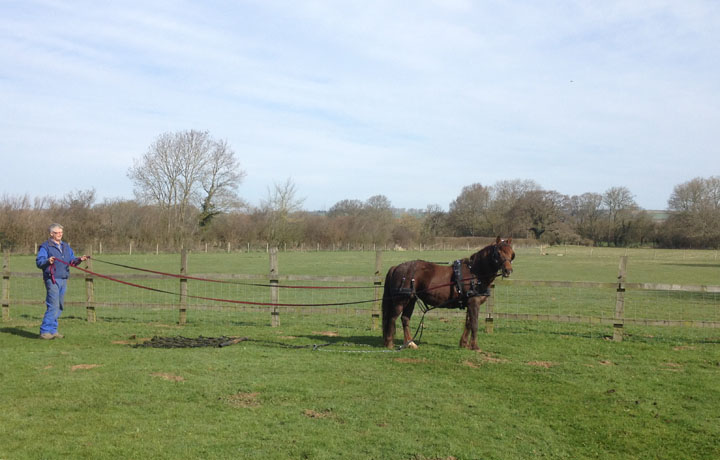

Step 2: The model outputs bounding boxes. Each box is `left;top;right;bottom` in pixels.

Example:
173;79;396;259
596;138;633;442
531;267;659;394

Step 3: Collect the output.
363;195;394;245
509;190;566;241
602;186;639;246
665;176;720;247
327;199;364;218
260;178;305;246
569;193;605;243
489;179;542;236
448;183;491;236
421;204;448;242
128;130;245;244
199;139;247;227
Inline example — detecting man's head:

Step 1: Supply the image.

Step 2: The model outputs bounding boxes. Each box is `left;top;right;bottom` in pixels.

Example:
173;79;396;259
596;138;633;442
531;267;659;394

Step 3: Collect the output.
49;223;64;243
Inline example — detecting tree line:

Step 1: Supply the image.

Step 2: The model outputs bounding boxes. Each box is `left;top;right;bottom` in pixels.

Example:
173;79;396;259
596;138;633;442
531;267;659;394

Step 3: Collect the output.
2;176;718;253
1;130;718;252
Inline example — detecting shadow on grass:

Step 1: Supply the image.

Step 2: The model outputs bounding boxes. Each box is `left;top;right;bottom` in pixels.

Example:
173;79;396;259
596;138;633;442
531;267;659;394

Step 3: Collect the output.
502;324;720;345
0;327;39;339
297;332;461;351
248;333;387;350
660;262;720;269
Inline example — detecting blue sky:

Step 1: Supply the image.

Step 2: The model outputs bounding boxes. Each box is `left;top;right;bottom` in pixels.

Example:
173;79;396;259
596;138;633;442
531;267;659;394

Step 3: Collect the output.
1;0;719;211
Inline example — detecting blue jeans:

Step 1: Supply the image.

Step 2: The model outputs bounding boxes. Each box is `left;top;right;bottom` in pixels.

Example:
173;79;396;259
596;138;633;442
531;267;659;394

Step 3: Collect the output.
40;278;67;334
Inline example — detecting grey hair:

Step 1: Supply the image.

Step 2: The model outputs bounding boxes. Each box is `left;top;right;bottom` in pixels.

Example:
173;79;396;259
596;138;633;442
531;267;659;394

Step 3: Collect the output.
48;223;64;233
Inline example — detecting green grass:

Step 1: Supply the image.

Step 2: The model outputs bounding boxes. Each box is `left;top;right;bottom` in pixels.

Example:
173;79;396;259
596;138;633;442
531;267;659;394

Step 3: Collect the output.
2;246;720;458
1;311;719;459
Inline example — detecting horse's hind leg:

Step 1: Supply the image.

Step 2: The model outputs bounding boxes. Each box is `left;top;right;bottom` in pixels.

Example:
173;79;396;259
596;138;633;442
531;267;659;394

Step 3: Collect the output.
383;302;404;349
400;299;417;347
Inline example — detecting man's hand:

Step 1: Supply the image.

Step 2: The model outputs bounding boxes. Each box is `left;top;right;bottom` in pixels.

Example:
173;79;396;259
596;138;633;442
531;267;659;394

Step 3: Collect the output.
48;257;55;264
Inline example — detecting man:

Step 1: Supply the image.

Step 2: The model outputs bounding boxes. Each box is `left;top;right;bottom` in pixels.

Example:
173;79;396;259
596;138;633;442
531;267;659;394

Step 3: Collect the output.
35;224;88;340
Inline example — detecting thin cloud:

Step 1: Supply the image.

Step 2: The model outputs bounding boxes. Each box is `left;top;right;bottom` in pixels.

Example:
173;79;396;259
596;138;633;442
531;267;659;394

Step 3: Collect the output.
1;1;718;210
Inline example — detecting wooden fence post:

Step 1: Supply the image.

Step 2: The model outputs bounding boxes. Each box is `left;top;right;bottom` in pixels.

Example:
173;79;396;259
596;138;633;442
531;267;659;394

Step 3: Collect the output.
372;250;383;330
485;284;495;334
2;252;10;321
85;247;96;323
613;256;628;342
179;249;188;325
269;247;280;327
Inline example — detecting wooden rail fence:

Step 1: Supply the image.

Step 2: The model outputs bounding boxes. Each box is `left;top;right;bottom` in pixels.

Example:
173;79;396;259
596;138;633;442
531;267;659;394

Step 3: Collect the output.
2;251;719;341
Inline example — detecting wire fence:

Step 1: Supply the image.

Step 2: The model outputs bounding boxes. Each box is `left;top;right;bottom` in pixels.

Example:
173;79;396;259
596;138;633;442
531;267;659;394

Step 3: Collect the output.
3;250;720;341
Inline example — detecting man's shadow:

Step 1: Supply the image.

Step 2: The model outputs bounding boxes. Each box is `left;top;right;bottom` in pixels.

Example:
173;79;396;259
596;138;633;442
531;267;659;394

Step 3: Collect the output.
0;327;39;339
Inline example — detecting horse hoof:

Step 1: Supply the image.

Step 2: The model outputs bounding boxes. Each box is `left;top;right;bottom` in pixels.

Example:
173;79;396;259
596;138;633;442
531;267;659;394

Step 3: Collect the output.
405;341;418;350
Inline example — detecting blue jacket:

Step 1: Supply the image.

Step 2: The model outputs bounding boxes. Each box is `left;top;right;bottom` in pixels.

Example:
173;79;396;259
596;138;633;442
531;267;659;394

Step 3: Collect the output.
36;240;81;281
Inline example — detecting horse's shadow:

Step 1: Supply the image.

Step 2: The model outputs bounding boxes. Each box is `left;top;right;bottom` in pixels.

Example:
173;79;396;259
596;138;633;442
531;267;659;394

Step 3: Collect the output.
295;333;457;350
300;333;382;347
252;333;386;350
0;327;39;339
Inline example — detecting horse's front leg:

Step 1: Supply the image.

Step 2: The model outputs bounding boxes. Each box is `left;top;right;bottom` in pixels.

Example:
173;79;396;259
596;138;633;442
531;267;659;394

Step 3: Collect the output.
459;296;487;350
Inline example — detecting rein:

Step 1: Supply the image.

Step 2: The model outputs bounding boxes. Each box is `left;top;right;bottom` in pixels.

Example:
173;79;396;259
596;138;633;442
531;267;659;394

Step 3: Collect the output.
90;257;373;290
52;258;378;308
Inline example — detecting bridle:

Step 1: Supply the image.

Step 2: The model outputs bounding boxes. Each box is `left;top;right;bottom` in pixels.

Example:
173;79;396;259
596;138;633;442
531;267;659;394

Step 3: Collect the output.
491;242;514;277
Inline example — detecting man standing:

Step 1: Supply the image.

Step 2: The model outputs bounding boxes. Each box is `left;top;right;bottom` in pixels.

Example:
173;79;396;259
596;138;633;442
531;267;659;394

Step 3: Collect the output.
35;223;88;340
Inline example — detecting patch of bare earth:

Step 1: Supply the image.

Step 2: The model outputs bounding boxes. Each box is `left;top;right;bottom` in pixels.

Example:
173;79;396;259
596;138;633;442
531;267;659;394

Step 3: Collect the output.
154;323;182;329
599;360;614;366
393;358;427;364
409;456;457;460
150;372;185;382
304;409;334;419
71;364;102;371
312;331;339;337
222;392;260;408
464;352;508;367
661;362;683;371
673;346;696;351
527;361;555;368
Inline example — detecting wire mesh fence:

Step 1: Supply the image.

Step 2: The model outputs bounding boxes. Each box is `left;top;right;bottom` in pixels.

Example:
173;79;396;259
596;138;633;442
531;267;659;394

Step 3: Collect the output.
3;249;720;342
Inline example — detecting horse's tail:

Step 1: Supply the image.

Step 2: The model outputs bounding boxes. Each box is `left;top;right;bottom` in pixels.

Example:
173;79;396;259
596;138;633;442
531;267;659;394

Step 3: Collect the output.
381;265;398;340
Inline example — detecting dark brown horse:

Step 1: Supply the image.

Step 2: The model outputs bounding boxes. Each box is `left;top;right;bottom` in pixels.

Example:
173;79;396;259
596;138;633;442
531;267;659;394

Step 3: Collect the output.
382;237;515;350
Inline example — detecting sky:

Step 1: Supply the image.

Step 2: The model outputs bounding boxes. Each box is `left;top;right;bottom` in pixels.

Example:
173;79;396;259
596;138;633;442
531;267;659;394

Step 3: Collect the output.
1;1;719;212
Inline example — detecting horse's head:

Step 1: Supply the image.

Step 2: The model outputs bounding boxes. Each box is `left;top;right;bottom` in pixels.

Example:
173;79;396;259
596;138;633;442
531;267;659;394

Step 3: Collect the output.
492;236;514;278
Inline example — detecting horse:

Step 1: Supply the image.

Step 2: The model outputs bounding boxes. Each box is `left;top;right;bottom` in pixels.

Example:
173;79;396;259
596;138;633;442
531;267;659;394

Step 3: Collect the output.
382;237;515;350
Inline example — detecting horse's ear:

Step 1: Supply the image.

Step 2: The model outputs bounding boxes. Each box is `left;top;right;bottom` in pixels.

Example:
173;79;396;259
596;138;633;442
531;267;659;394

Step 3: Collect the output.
506;237;512;245
495;236;502;244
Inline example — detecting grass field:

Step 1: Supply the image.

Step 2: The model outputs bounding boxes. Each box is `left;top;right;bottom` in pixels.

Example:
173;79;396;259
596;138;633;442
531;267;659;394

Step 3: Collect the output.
1;246;719;459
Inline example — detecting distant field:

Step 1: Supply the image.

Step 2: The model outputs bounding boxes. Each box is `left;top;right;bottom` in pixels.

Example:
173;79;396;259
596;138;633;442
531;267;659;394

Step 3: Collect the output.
5;245;720;328
6;244;720;282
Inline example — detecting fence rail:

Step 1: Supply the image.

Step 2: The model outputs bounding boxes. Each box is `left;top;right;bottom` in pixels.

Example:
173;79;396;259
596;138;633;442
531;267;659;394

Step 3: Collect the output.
2;251;719;340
